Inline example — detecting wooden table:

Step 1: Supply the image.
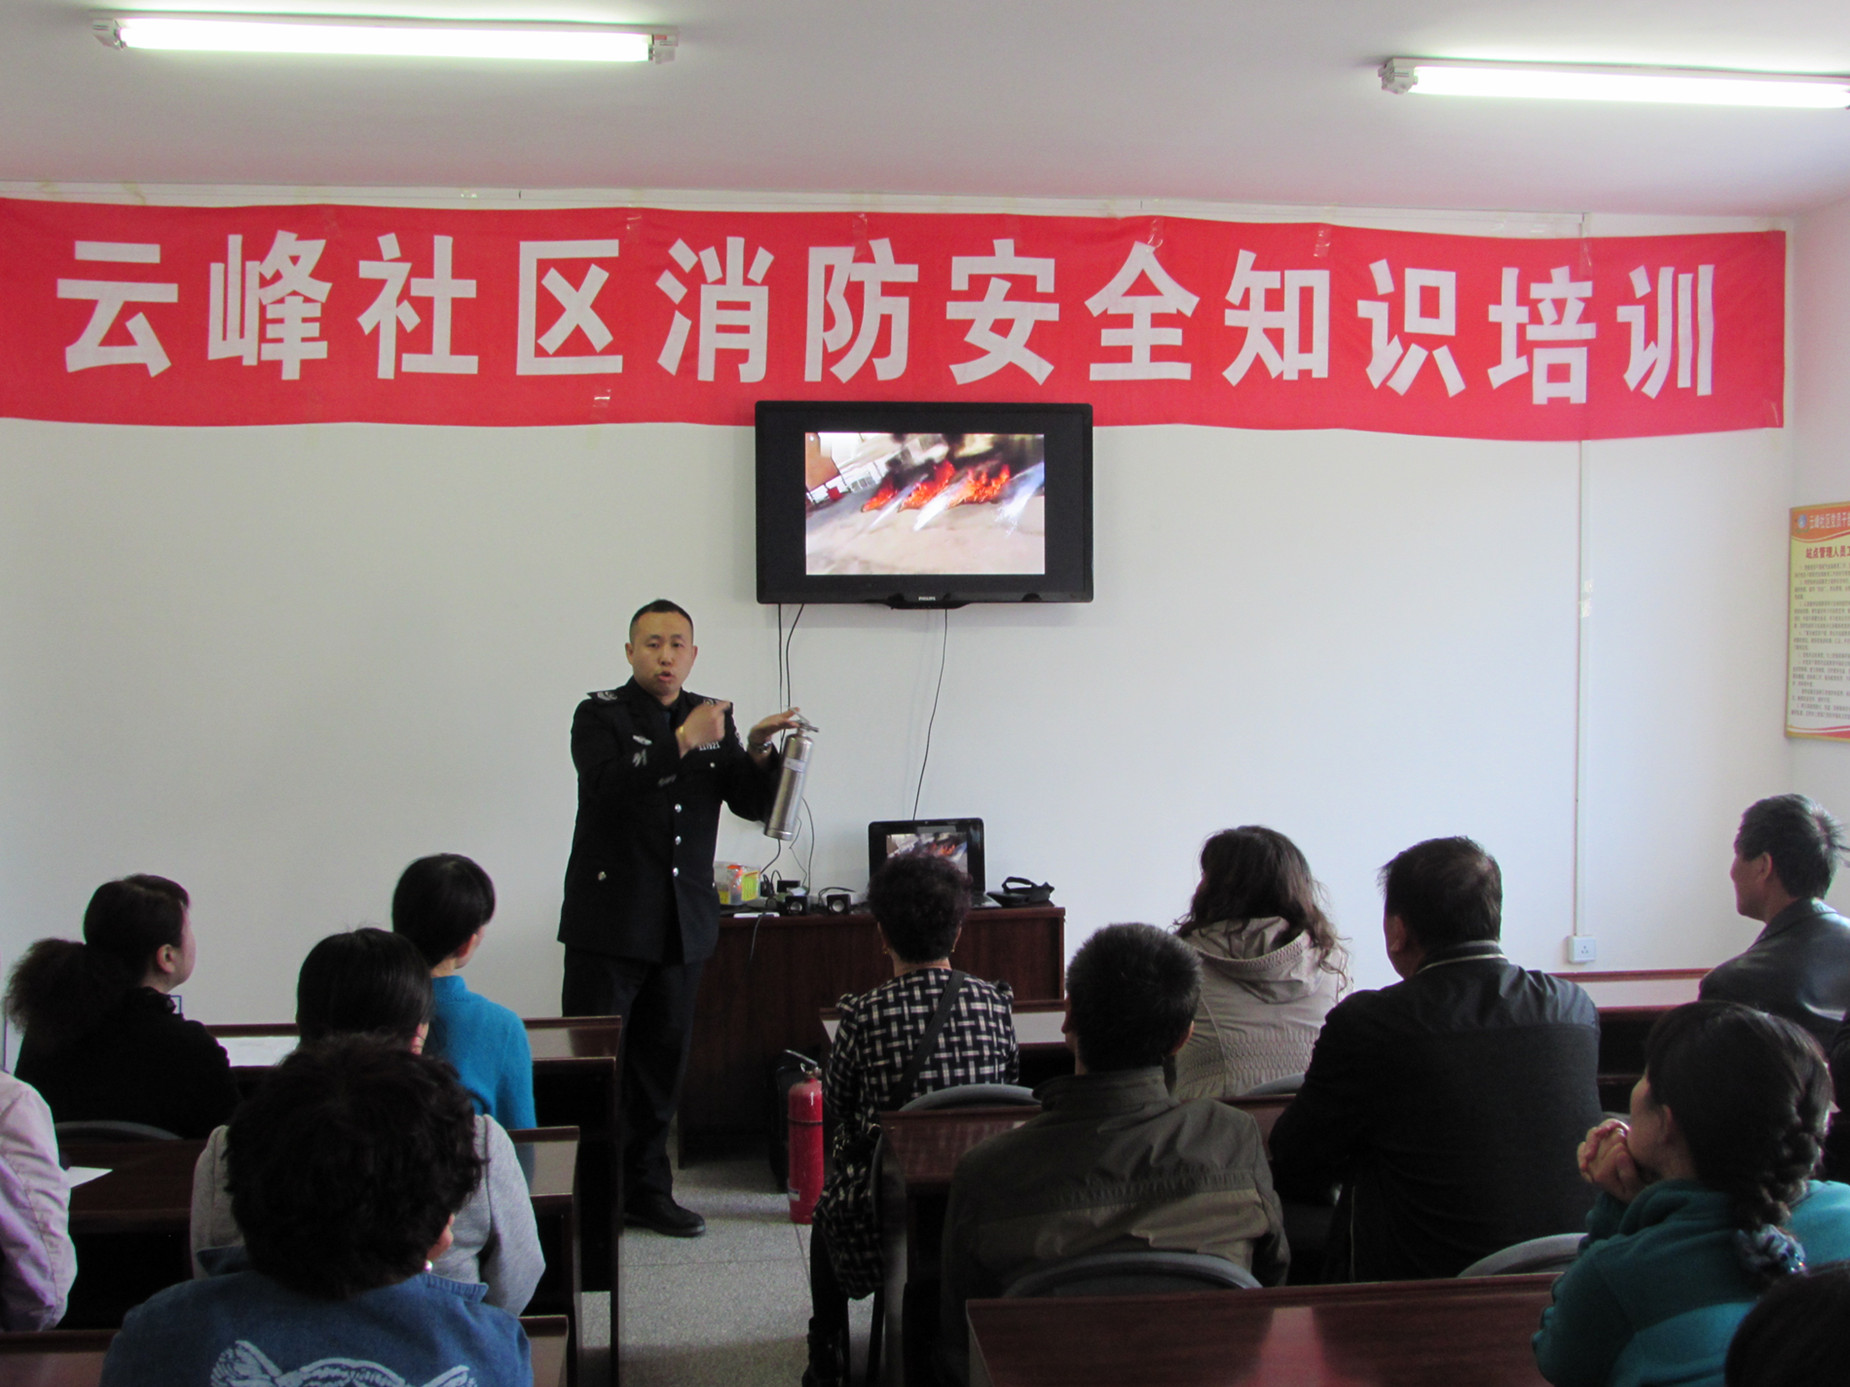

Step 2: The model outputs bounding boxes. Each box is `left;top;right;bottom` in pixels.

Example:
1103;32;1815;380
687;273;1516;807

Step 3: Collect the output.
684;905;1064;1155
62;1131;592;1386
965;1275;1556;1387
0;1316;571;1386
210;1015;623;1301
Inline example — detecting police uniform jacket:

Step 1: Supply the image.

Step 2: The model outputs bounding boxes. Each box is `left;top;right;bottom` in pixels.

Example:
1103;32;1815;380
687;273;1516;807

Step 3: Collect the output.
557;679;780;964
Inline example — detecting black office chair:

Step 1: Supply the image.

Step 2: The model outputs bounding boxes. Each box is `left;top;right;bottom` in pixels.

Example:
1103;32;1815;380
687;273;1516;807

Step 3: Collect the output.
899;1083;1039;1112
1235;1072;1305;1098
1003;1249;1262;1297
54;1120;180;1142
1457;1232;1585;1278
862;1083;1041;1383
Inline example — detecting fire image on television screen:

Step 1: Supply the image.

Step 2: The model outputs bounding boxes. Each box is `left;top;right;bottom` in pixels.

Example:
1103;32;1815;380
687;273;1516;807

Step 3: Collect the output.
886;830;972;877
803;432;1046;576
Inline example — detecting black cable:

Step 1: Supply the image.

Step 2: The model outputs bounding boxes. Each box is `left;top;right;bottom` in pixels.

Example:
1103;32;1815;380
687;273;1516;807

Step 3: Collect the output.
912;608;949;818
783;603;806;709
801;796;817;887
776;603;786;710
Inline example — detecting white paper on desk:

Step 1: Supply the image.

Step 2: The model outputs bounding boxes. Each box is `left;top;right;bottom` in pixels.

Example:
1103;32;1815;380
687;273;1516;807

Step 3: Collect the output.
220;1035;299;1067
65;1166;110;1189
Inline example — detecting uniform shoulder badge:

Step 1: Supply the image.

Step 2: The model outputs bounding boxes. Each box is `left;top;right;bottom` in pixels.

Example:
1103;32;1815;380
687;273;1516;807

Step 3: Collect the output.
589;688;623;702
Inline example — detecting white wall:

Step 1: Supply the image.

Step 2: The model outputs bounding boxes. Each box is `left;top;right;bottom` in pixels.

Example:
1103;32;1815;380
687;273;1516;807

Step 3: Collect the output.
0;195;1798;1035
1790;193;1850;913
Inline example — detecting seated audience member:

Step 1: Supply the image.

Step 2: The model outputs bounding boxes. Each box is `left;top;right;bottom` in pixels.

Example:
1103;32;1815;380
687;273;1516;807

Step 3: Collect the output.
0;1070;76;1330
1534;1002;1850;1387
807;852;1018;1387
1699;794;1850;1049
938;922;1286;1386
391;853;536;1130
1723;1259;1850;1387
6;874;237;1138
189;928;543;1312
1171;825;1348;1099
1268;836;1601;1281
102;1038;528;1385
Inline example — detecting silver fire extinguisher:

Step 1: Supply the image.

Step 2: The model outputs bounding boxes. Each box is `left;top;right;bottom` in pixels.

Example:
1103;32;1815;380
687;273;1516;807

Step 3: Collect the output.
764;717;818;841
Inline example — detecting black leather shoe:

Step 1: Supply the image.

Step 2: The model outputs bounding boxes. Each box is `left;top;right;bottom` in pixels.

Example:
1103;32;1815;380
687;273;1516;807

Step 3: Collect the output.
625;1192;706;1237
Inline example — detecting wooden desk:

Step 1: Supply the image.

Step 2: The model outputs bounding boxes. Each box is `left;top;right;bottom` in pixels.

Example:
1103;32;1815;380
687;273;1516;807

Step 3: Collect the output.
684;905;1064;1154
877;1095;1300;1387
209;1016;623;1301
0;1318;571;1387
965;1275;1556;1387
62;1132;594;1387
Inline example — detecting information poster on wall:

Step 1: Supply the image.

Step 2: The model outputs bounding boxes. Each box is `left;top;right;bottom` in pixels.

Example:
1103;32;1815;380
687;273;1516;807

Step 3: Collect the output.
1788;503;1850;741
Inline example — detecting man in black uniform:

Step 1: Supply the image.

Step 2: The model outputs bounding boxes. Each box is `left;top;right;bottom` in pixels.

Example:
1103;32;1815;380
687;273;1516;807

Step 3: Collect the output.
559;599;797;1236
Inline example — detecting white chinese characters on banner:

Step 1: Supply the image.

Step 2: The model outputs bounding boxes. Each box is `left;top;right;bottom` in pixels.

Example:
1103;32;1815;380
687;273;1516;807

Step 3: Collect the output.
1617;264;1713;398
357;234;419;379
399;235;477;376
1488;265;1597;404
517;240;623;376
255;232;331;381
1085;242;1199;381
1357;260;1465;397
208;235;260;366
657;236;775;383
805;239;918;383
946;239;1059;384
1222;249;1329;386
58;241;178;376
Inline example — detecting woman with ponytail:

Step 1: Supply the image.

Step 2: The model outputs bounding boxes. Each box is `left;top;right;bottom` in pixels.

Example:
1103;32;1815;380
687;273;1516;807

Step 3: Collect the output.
5;875;237;1138
1534;1000;1850;1387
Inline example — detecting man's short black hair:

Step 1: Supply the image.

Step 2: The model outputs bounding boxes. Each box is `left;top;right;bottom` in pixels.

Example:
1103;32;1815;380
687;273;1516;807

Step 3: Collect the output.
629;599;693;639
1737;794;1847;900
228;1037;482;1301
1379;836;1502;950
868;852;971;963
297;928;433;1044
391;854;496;967
1065;923;1200;1072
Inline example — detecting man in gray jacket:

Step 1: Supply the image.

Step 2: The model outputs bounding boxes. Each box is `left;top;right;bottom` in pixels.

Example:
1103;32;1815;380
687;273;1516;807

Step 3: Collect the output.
938;923;1287;1385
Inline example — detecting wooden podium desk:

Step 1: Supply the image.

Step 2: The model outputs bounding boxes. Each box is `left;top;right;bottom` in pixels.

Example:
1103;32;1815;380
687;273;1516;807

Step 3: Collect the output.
966;1275;1556;1387
682;905;1063;1155
1550;969;1705;1109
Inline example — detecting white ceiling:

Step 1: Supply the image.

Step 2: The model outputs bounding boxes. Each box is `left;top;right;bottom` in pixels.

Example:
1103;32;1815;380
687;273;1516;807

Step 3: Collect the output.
7;0;1850;216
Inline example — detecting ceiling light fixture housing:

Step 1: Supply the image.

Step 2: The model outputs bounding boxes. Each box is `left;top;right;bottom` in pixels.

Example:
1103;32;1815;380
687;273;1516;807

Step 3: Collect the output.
93;12;677;63
1380;57;1850;108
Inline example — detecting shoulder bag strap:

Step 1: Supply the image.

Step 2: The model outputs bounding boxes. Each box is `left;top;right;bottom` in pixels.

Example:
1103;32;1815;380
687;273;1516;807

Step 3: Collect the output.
894;970;967;1105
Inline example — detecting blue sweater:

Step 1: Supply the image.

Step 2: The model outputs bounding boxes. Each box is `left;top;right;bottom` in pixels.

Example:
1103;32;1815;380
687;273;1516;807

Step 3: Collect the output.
99;1270;528;1385
1534;1180;1850;1387
429;975;536;1131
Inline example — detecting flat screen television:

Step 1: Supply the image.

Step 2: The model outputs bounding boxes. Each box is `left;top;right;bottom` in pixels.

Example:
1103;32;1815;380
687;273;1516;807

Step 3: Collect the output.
867;818;986;898
756;400;1093;607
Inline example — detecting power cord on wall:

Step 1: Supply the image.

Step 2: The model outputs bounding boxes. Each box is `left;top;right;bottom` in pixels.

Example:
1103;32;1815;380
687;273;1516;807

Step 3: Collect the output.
912;608;950;818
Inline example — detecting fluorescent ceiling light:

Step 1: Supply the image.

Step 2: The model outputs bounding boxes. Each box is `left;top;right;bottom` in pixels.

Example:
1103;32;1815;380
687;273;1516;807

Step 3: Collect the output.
1380;58;1850;108
94;13;675;63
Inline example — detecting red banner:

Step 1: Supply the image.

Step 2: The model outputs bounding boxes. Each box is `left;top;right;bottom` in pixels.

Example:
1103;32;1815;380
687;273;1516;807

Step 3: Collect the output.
0;198;1783;439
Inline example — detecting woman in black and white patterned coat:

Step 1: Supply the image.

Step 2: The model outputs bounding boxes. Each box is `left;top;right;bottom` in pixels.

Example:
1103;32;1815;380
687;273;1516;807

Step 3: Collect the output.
805;853;1017;1387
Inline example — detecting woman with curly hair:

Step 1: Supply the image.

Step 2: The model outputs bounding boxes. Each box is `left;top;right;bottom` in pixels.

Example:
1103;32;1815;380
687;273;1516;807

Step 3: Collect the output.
1171;826;1347;1099
1534;1000;1850;1387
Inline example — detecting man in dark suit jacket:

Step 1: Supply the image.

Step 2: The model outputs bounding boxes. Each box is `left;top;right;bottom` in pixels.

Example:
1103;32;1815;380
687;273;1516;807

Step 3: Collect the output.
558;598;796;1236
1268;836;1601;1281
1700;794;1850;1050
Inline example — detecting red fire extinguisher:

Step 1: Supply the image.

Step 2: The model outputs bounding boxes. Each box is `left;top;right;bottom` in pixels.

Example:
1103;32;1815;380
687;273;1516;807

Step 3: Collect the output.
787;1058;824;1224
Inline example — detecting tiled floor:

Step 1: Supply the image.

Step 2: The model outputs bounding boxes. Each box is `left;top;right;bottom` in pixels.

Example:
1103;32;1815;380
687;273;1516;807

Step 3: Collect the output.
617;1152;872;1387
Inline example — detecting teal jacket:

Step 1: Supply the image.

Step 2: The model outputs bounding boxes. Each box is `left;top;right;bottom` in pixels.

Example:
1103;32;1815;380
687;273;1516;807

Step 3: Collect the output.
1534;1179;1850;1387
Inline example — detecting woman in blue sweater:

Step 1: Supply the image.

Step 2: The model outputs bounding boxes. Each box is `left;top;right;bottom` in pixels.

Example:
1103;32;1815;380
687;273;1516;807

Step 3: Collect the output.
1534;1000;1850;1387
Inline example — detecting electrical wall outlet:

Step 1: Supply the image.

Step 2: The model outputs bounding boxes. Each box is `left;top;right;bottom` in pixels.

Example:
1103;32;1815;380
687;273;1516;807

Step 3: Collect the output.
1566;936;1597;964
